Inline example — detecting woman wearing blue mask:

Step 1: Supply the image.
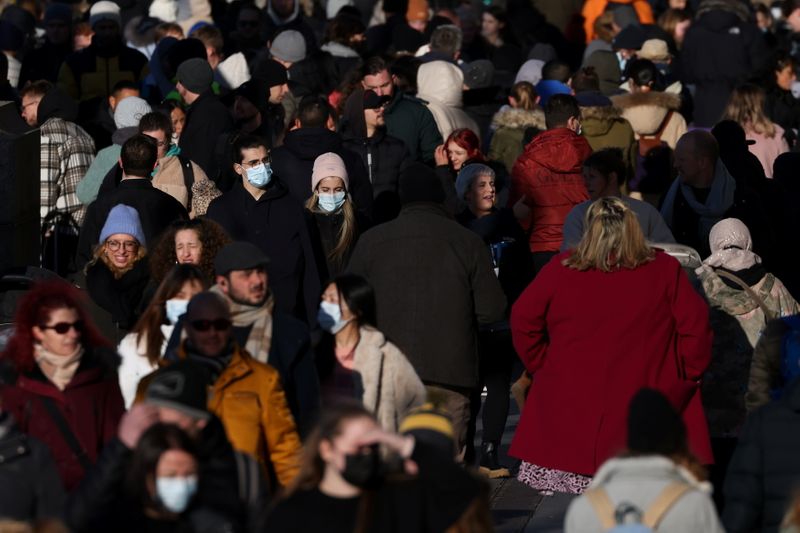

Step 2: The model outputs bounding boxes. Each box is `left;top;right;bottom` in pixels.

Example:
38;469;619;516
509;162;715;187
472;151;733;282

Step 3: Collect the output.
315;273;426;432
305;152;366;283
117;265;209;408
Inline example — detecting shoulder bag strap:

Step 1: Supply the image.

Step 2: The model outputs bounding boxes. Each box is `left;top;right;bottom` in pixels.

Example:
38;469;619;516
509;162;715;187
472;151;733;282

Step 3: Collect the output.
642;482;693;528
584;488;617;530
178;154;195;207
40;396;93;471
654;110;674;141
715;269;776;322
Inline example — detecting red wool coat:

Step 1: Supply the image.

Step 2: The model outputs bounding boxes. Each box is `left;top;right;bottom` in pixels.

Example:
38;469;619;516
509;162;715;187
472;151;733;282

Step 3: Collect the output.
1;354;125;491
510;251;713;476
509;128;591;253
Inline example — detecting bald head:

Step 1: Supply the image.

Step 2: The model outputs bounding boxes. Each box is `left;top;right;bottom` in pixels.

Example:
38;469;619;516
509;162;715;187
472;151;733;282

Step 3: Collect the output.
186;292;231;321
674;130;719;188
185;292;232;358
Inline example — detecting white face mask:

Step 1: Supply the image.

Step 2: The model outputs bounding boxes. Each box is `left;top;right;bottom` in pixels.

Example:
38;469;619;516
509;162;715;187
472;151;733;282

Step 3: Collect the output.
156;475;198;514
317;300;351;334
165;299;189;324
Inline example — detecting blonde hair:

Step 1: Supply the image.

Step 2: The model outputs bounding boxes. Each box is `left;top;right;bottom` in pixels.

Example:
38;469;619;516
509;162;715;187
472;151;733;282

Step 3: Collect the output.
510;81;537;111
723;83;777;138
563;197;654;272
85;241;147;278
305;191;358;264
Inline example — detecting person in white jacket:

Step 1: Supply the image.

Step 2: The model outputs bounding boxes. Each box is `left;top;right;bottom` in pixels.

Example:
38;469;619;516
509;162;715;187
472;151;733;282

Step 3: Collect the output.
117;264;208;407
417;60;480;142
564;388;725;533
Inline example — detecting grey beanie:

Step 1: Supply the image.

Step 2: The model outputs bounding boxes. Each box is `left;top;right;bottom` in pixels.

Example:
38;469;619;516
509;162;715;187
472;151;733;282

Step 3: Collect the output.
99;204;146;246
455;163;494;201
113;96;152;129
177;57;214;94
270;30;307;63
464;60;494;89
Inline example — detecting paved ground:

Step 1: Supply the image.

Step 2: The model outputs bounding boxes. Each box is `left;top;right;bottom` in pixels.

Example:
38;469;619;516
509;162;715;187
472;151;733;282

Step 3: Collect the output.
474;401;577;532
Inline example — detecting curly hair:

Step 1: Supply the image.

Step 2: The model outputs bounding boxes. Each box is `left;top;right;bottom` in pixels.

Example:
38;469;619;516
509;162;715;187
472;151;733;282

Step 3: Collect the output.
149;218;232;283
1;280;110;373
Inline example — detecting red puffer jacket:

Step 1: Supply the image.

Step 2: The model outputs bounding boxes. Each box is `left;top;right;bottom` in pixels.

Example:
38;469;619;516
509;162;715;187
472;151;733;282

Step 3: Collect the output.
509;128;592;253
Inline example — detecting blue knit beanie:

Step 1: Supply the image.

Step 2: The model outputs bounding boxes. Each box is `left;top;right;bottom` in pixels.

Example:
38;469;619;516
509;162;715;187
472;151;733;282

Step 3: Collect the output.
455;163;495;201
99;204;146;246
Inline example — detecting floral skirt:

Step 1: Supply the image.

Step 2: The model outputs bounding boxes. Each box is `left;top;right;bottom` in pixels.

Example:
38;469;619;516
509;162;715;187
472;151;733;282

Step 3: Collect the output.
517;460;592;495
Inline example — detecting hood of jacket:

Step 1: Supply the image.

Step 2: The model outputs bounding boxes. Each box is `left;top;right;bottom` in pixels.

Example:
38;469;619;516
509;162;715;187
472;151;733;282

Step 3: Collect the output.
611;91;681;136
696;0;750;26
282;127;343;161
37;87;78;125
590;456;712;493
417;60;464;109
491;107;546;130
268;0;300;26
697;266;773;316
111;126;138;146
580;104;625;136
521;127;592;174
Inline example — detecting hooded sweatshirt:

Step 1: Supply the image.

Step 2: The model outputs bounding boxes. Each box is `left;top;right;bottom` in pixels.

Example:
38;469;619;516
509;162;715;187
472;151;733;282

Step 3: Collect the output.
416;61;480;141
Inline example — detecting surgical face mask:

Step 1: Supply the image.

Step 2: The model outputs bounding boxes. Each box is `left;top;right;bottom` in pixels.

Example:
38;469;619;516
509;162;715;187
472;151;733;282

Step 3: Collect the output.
341;445;383;488
317;300;350;334
616;51;627;74
245;163;273;188
165;299;189;324
156;475;198;514
318;191;346;212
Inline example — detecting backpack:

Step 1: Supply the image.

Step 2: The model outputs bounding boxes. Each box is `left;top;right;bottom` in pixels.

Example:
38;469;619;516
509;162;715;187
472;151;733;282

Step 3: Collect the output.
584;482;692;532
631;111;674;194
40;210;80;277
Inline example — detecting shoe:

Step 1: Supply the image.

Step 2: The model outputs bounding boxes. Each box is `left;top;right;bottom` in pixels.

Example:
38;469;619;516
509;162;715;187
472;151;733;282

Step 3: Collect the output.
510;372;531;411
478;441;511;478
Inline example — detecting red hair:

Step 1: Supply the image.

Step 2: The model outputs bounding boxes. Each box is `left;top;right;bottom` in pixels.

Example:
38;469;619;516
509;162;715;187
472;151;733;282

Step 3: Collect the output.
2;280;110;372
445;128;485;165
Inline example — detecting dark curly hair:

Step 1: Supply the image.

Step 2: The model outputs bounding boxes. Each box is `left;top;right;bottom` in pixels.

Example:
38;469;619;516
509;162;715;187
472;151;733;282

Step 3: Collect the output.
2;280;110;373
148;218;231;284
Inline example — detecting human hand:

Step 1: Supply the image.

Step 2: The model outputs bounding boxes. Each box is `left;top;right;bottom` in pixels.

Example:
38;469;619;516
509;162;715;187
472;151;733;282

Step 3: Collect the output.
118;404;159;449
434;144;449;167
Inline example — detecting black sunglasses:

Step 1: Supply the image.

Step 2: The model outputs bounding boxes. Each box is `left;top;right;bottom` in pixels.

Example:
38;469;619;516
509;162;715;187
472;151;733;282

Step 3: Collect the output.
189;319;232;332
40;321;83;334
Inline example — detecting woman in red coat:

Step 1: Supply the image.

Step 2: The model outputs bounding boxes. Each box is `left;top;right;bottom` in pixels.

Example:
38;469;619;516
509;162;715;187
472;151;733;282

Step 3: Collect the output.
510;197;713;494
1;280;124;491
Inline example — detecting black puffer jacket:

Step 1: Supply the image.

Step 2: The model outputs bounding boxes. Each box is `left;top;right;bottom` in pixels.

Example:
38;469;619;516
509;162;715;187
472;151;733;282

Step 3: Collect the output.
270;128;374;219
680;1;769;126
0;415;64;521
723;378;800;533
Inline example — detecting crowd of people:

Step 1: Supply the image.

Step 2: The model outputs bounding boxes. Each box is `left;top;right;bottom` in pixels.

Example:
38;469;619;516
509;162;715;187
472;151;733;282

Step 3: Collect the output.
4;0;800;531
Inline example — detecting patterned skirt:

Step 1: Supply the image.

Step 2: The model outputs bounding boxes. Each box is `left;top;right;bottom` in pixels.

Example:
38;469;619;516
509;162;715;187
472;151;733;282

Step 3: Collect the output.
517;461;592;495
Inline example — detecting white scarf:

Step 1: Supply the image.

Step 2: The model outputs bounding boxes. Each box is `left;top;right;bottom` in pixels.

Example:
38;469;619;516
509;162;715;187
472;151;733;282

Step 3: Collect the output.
700;217;761;272
34;344;84;391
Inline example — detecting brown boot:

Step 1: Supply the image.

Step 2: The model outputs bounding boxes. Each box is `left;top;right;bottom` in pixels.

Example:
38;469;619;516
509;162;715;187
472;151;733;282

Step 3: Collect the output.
510;372;531;411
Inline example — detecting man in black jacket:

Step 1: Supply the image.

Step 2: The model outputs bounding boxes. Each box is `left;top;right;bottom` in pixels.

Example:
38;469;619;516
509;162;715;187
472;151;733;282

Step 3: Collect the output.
77;134;189;266
206;135;320;326
270;95;374;219
348;164;507;460
177;58;234;181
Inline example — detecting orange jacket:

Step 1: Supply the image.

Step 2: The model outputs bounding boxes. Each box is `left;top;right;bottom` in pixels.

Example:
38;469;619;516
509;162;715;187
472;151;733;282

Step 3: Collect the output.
137;343;302;487
581;0;654;43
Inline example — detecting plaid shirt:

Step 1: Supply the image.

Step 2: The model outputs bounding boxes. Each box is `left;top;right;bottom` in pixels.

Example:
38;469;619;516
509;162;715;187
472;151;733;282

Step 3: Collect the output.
40;117;95;225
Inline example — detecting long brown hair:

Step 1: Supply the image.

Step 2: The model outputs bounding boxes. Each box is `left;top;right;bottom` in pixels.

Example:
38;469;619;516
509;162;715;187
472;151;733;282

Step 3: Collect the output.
130;264;209;365
563;197;654;272
305;190;358;264
723;83;777;138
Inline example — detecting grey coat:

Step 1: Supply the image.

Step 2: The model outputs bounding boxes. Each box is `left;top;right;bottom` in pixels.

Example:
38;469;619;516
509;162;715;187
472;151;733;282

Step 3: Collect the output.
348;203;507;389
565;456;724;533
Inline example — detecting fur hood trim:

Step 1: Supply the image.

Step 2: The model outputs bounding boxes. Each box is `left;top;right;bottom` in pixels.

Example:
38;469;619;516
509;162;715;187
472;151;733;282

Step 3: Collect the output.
491;107;546;130
610;91;682;111
580;105;623;121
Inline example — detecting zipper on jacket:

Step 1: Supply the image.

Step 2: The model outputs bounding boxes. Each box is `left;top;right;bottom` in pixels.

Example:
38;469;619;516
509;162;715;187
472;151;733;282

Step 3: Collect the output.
366;142;373;184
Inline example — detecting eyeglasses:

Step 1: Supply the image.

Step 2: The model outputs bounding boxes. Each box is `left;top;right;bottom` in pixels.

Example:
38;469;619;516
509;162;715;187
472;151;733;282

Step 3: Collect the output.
189;319;232;332
40;321;83;334
238;155;271;169
106;240;139;251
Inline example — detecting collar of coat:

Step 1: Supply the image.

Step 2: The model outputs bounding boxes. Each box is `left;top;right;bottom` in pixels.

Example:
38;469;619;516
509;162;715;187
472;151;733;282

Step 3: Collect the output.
175;340;256;390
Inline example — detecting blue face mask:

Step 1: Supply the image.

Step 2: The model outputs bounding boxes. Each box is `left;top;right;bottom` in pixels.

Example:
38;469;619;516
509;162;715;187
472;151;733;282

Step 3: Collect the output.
318;191;346;212
245;163;273;189
317;300;351;334
156;475;198;514
165;299;189;324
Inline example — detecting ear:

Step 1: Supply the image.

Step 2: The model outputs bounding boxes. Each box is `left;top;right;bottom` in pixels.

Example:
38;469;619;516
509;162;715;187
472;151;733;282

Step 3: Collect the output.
326;115;336;131
232;162;244;177
319;439;334;462
32;326;45;343
216;275;229;292
108;95;116;110
535;95;541;105
391;74;399;85
118;158;124;171
293;117;302;130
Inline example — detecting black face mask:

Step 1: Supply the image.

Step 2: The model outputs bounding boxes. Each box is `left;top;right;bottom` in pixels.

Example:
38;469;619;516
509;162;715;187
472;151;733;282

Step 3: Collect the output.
341;445;384;489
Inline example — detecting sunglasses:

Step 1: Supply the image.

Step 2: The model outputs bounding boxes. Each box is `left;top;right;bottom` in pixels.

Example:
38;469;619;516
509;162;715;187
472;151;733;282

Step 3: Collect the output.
40;321;83;334
189;319;232;332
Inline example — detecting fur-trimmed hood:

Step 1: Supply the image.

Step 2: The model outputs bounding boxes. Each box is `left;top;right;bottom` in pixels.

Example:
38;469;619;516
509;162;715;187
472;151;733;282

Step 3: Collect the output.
491;107;546;131
610;91;681;136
